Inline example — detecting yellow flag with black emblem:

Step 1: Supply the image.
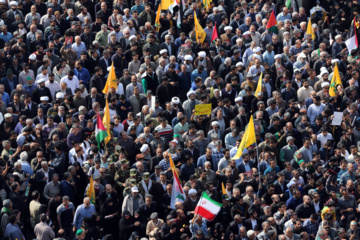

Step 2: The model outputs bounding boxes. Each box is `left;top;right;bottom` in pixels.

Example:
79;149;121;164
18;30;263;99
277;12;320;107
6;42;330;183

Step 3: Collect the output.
102;62;117;94
232;116;256;160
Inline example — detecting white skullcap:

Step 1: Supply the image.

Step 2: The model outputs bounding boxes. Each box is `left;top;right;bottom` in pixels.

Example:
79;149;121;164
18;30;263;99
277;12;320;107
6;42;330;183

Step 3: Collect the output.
224;26;233;31
9;1;17;6
170;139;179;144
56;92;64;99
287;181;296;189
211;121;219;126
36;78;46;84
236;62;244;67
320;70;329;76
129;35;136;41
247;230;255;238
198;51;206;58
331;59;340;64
140;144;148;153
187;90;195;98
4;113;11;118
274;54;282;60
235;97;243;102
189;189;197;195
40;96;49;101
171;97;180;104
298;53;306;58
253;47;261;52
29;54;36;60
159;49;167;55
320;67;327;72
321;82;330;88
107;66;111;72
253;54;261;60
184;55;193;61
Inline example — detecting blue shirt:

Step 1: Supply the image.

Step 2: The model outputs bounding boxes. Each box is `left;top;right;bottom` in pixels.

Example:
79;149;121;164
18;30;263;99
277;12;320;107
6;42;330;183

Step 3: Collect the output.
74;68;91;87
130;4;144;14
276;13;291;23
286;196;302;211
2;92;10;107
73;204;96;229
262;51;275;66
191;69;208;83
0;32;13;43
264;166;281;175
4;223;24;240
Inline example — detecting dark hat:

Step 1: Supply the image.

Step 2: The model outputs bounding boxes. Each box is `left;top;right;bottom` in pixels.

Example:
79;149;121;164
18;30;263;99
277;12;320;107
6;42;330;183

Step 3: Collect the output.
142;172;150;180
120;159;129;165
155;165;162;170
222;194;231;200
130;168;137;176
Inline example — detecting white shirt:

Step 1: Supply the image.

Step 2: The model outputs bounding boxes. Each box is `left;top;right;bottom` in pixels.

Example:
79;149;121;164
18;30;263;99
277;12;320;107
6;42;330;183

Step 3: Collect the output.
45;80;61;99
317;133;334;146
60;76;80;94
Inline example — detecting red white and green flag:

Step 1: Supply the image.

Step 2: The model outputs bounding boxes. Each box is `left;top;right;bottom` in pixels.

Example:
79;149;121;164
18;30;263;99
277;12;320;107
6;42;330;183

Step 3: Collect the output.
266;9;278;34
170;165;186;208
211;22;219;43
95;113;108;150
195;192;222;221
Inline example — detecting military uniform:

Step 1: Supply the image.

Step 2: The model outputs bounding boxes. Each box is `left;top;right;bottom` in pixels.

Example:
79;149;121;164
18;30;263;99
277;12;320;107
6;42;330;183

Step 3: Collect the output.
122;168;140;197
114;159;130;188
138;172;155;198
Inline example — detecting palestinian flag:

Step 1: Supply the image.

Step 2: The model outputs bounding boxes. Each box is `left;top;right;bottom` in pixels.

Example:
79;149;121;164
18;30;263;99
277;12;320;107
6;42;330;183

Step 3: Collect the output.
195;191;222;221
95;113;108;150
170;170;186;208
266;9;278;34
346;17;358;52
177;0;184;29
211;22;219;42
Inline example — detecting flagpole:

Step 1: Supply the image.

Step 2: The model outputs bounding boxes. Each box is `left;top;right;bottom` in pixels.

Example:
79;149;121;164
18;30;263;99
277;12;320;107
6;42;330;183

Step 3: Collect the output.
255;141;261;186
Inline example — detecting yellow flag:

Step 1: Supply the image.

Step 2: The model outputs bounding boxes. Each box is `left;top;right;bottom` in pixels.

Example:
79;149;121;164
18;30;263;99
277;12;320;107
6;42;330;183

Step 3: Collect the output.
254;72;263;97
161;0;173;10
329;62;342;97
155;3;161;31
102;63;117;94
169;154;179;178
194;104;212;115
87;175;95;204
306;18;315;40
203;0;210;12
221;182;226;195
103;98;111;145
232;116;256;160
194;12;206;44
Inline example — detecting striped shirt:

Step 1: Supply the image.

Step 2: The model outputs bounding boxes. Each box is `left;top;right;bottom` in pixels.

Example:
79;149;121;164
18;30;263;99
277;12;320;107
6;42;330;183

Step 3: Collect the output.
154;124;174;143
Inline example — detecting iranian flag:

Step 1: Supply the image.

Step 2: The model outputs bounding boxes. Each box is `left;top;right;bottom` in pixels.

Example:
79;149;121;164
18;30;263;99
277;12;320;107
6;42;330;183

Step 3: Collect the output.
170;168;186;208
95;113;108;150
195;192;222;221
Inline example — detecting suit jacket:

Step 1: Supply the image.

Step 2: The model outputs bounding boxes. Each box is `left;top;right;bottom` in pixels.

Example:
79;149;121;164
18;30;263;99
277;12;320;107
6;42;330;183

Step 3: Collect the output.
33;115;47;125
85;94;105;110
129;94;146;114
35;168;55;185
244;218;263;231
299;146;312;163
183;148;200;162
237;161;254;173
212;55;225;72
54;114;66;124
99;56;112;74
20;101;38;118
80;32;96;49
55;88;72;97
60;180;75;202
160;42;176;57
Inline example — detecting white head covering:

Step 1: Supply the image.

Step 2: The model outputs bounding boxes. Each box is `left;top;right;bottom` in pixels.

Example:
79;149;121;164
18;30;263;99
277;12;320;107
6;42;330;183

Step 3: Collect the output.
198;51;206;58
56;92;64;99
187;90;195;98
274;54;282;60
321;82;330;88
9;1;17;6
129;35;136;41
36;78;46;84
140;144;149;153
171;97;180;104
253;47;261;52
236;62;244;67
235;97;243;102
224;26;233;31
320;70;329;76
331;59;340;64
211;121;219;126
159;49;167;55
184;55;193;61
29;54;36;60
40;96;49;101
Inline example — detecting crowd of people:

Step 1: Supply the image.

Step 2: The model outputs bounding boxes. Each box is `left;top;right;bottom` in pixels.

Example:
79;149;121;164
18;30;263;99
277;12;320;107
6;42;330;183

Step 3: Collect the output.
0;0;359;239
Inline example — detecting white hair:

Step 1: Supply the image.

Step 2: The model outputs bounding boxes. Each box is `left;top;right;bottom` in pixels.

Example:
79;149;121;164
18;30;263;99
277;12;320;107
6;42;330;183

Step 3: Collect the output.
20;151;28;162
